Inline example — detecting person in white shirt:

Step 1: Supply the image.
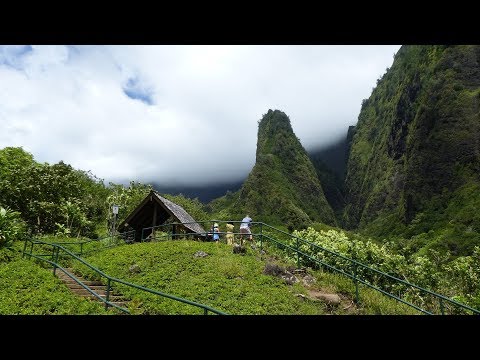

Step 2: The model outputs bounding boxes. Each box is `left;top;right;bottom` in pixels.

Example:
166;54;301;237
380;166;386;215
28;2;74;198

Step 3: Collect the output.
239;215;253;242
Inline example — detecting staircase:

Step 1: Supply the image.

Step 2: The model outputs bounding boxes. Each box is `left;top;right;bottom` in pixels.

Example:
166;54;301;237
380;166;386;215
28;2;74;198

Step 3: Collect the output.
56;268;129;311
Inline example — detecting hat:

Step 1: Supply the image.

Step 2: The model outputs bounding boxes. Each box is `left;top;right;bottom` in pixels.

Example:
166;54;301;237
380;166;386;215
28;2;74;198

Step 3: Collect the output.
214;223;219;227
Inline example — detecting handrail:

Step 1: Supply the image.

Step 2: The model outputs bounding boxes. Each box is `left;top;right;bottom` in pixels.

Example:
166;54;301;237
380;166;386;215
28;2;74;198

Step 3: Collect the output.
23;238;227;315
27;252;130;313
33;230;136;256
259;222;480;315
144;220;480;315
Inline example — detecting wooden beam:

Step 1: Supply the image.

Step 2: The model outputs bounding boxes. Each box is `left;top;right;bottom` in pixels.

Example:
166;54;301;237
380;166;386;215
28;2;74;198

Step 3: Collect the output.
152;201;157;228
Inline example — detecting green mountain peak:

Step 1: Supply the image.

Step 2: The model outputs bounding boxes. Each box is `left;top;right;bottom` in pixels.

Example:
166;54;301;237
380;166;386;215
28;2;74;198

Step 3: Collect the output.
220;109;337;229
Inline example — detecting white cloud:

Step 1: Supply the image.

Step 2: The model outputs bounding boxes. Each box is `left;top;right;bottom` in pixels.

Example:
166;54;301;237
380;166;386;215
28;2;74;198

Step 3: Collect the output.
0;45;400;186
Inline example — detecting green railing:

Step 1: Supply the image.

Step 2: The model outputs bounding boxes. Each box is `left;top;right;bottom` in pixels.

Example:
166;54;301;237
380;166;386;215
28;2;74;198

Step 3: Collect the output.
22;237;226;315
141;220;480;315
141;220;258;243
31;230;137;256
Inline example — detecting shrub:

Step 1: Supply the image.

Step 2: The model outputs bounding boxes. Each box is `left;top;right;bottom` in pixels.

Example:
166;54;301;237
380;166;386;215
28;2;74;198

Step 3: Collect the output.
0;206;27;250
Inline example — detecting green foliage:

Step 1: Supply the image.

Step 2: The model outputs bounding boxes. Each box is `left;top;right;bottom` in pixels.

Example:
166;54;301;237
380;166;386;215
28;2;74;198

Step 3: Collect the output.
106;181;152;234
0;147;110;237
75;241;327;315
0;258;105;314
0;206;27;251
285;227;480;313
210;109;337;228
72;239;418;315
344;45;480;257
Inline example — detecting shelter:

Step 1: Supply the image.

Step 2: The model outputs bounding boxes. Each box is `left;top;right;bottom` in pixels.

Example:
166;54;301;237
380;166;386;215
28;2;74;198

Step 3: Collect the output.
118;190;206;241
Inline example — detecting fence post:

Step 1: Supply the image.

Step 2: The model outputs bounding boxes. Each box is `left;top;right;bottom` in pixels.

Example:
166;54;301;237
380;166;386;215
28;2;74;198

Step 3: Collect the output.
354;263;359;303
439;298;445;315
53;247;60;275
260;223;263;254
296;237;300;269
105;278;111;310
22;239;28;258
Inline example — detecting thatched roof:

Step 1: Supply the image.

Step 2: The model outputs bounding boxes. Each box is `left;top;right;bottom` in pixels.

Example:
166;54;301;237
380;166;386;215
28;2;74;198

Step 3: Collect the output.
151;191;206;234
118;190;206;236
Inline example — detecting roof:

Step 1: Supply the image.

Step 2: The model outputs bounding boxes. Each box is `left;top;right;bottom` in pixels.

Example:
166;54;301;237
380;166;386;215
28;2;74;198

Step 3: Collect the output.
118;190;206;236
152;191;206;234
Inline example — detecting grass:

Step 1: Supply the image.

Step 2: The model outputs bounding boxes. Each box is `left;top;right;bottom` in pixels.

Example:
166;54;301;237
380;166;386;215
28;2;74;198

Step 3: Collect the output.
71;239;416;315
1;236;422;315
0;245;105;315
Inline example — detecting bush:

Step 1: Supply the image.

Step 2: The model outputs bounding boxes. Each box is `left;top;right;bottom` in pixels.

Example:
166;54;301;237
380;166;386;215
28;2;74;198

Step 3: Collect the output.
0;206;27;250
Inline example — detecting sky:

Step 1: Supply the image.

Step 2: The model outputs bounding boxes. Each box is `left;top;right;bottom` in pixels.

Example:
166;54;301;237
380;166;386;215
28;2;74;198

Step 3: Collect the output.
0;45;401;187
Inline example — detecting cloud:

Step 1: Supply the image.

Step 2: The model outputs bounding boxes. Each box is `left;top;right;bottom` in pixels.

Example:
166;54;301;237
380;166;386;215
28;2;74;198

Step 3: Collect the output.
122;75;155;105
0;45;32;68
0;45;400;186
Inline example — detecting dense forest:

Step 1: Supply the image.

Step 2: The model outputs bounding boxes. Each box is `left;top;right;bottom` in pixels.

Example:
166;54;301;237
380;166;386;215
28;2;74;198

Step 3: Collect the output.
0;146;208;248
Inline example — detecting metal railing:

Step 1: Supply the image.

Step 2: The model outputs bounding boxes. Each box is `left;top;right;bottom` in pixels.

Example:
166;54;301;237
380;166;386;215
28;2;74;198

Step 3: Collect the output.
28;230;136;257
141;220;258;243
22;237;226;315
140;220;480;315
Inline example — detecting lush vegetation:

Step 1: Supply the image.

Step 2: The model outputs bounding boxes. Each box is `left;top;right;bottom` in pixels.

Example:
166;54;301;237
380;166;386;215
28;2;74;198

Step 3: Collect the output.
0;246;105;314
70;240;413;315
343;45;480;257
2;46;480;314
0;147;111;237
0;206;27;256
209;109;337;229
283;227;480;312
0;146;202;241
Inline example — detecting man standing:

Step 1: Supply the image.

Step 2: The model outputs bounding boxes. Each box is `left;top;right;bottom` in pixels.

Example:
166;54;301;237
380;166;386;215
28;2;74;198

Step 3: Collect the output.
239;215;253;243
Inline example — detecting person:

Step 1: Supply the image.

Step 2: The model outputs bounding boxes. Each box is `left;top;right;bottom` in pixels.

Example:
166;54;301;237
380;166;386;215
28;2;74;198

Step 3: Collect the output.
239;215;253;243
225;223;235;245
212;223;220;242
207;223;220;242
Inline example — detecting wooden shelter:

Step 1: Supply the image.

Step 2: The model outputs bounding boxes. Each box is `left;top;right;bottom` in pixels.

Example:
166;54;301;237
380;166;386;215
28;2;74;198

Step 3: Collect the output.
118;190;206;241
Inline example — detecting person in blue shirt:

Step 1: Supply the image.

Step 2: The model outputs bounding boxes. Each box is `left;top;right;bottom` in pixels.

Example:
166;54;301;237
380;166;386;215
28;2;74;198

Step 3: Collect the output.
212;223;220;242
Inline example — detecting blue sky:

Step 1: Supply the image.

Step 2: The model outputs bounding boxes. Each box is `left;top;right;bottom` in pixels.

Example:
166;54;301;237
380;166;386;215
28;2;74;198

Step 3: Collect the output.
0;45;401;186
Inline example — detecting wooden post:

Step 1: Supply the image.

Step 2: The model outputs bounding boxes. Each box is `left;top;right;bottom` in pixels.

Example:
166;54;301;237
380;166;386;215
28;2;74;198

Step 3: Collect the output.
151;202;157;241
152;202;157;228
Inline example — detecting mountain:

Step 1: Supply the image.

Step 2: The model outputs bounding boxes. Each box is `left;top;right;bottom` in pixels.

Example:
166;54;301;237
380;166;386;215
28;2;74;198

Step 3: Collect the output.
309;134;350;181
210;109;337;229
308;131;353;216
152;180;244;203
343;45;480;255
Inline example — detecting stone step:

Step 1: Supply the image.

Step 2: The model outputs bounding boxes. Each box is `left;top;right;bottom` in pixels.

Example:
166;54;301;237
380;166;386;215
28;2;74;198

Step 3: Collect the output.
67;284;107;290
72;289;109;296
57;268;131;312
57;275;104;286
108;301;128;308
60;279;105;286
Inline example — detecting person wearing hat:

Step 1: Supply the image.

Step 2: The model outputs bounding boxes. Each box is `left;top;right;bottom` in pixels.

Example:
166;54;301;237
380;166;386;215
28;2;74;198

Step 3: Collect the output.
212;223;220;242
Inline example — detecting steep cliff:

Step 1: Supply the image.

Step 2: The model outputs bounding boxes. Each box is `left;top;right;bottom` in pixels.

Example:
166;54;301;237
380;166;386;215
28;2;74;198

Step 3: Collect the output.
211;109;337;229
344;45;480;255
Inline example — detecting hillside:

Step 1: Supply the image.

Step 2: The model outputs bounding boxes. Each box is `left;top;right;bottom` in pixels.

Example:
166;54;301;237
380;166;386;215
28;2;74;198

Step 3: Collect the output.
0;249;105;314
343;45;480;256
210;109;337;229
70;240;415;315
